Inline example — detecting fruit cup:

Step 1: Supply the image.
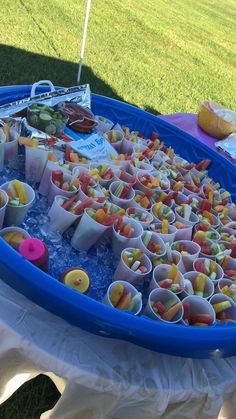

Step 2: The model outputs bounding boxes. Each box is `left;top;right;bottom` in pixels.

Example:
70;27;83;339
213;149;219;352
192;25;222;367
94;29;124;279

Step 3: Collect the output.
148;263;185;295
0;226;31;250
126;207;153;229
0;180;35;226
128;159;153;175
48;171;79;206
135;171;170;193
38;160;71;196
193;257;224;284
147;222;177;245
174;204;199;226
221;256;236;280
48;195;86;233
182;271;214;300
138;231;166;263
104;129;124;153
216;278;236;302
112;216;143;257
144;288;183;323
0;189;9;229
113;248;152;285
151;202;175;224
25;146;48;183
171;240;200;271
113;169;136;186
103;280;142;315
109;181;135;209
210;294;236;324
95;115;113;134
173;221;193;241
181;295;215;326
132;189;152;211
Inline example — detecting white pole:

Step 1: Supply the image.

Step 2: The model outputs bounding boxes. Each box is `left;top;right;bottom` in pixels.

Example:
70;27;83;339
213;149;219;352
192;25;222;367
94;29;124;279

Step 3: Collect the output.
77;0;92;83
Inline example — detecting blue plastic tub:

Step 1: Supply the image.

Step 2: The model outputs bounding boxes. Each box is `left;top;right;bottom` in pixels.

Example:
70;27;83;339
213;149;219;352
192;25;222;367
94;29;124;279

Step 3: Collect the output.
0;85;236;359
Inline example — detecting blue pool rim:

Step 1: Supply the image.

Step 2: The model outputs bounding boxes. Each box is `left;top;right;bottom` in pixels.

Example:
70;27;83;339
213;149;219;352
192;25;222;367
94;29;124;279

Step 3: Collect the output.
0;85;236;359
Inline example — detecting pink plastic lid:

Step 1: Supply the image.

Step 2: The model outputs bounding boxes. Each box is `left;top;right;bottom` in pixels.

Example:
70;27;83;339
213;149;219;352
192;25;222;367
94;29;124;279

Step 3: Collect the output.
19;238;46;263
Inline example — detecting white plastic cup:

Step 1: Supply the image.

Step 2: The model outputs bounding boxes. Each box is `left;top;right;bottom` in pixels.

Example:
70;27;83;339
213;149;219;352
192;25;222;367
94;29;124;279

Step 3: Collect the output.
131;189;152;211
0;142;5;170
126;207;153;229
112;216;143;258
144;288;183;323
135;171;170;194
78;185;105;210
128;160;153;175
148;222;177;244
0;181;35;226
95;116;113;134
216;278;234;295
4;139;18;162
25;146;48;183
109;181;135;209
182;271;214;300
104;130;124;153
174;207;199;226
113;247;152;285
48;173;78;206
209;294;236;322
151;203;175;224
198;239;217;261
181;295;216;326
48;195;81;233
103;280;142;315
193;257;224;284
171;240;201;271
227;205;236;221
151;190;174;209
148;263;184;295
71;208;110;251
193;225;221;242
197;210;220;228
0;226;31;249
113;169;136;186
38;160;71;196
138;231;166;262
121;137;135;155
90;163;115;188
174;224;193;241
222;256;236;280
0;189;9;229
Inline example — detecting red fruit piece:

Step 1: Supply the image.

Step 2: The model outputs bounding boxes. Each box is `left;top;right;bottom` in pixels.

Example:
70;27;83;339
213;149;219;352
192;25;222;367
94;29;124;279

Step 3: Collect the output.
195;159;211;171
194;261;205;273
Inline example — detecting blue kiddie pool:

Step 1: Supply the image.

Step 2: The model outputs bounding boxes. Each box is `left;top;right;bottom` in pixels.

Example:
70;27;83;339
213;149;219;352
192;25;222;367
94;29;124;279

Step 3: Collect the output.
0;85;236;359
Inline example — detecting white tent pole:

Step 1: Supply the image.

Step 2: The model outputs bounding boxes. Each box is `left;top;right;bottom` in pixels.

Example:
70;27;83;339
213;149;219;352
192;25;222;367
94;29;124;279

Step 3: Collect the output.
77;0;92;83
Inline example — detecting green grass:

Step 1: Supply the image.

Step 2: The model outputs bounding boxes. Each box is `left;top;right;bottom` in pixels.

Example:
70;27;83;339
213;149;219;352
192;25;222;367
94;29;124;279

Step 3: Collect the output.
0;1;235;417
0;0;235;114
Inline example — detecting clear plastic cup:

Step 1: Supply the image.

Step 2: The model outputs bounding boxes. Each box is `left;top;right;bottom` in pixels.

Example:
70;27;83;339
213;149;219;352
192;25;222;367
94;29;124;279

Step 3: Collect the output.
138;231;166;262
112;216;143;258
121;137;135;155
193;257;224;284
71;208;110;251
95;115;113;134
25;146;48;183
4;139;18;163
131;189;152;211
148;263;184;295
126;207;153;230
216;278;234;295
222;256;236;280
182;271;214;300
135;171;170;194
104;130;124;153
48;195;81;233
144;288;183;323
171;240;201;271
209;294;236;322
151;203;175;224
0;181;35;226
128;160;153;175
103;280;142;315
48;173;78;206
181;295;216;326
148;222;177;244
89;162;115;188
174;224;193;241
174;207;199;226
0;226;31;249
197;211;220;229
0;142;5;170
0;189;8;229
38;160;71;196
227;205;236;221
78;185;105;210
113;169;136;186
113;247;152;285
109;181;135;209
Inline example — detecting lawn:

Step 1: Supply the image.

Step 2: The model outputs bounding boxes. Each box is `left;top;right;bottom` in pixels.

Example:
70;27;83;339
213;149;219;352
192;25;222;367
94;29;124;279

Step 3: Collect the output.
0;0;236;417
0;0;235;115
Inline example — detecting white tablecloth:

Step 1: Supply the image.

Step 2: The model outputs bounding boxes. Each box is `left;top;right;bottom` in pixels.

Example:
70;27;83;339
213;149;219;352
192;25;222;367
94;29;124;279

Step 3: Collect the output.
0;279;236;419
